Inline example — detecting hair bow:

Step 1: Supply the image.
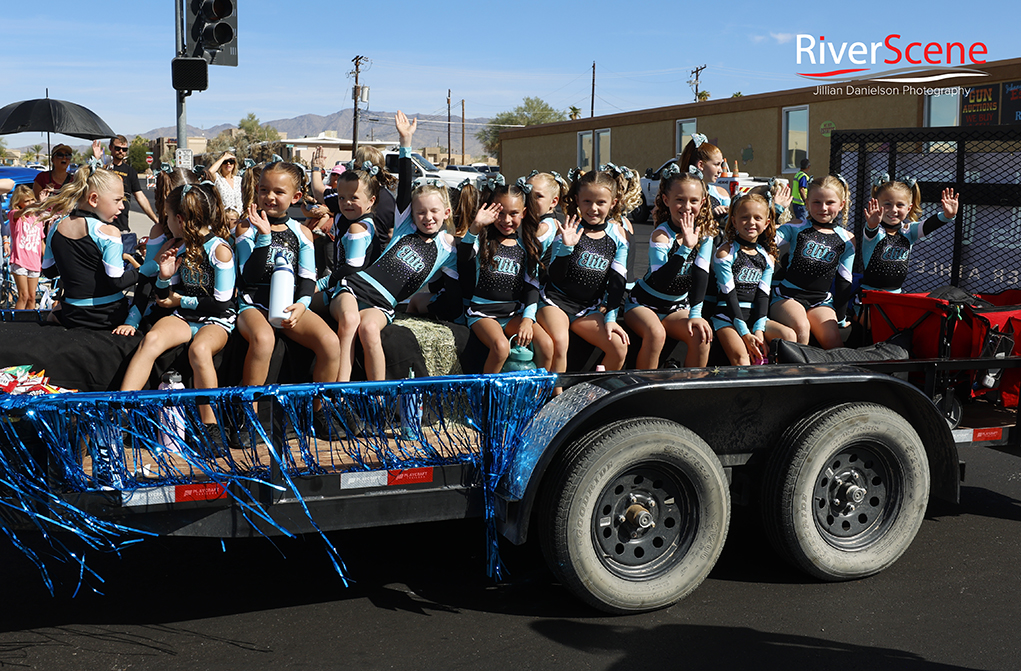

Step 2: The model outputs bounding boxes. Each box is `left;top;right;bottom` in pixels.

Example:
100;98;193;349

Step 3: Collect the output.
527;169;539;179
900;175;917;189
661;163;681;179
567;167;581;182
160;162;173;174
457;177;472;190
485;173;506;190
86;156;102;175
691;133;708;148
687;165;703;180
192;164;207;178
412;177;447;190
550;171;568;188
271;154;284;163
833;172;849;190
515;176;533;194
600;162;623;175
361;160;379;176
873;172;891;187
243;158;255;169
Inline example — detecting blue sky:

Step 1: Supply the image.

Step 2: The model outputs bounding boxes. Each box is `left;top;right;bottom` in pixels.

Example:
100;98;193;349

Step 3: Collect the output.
1;0;1016;150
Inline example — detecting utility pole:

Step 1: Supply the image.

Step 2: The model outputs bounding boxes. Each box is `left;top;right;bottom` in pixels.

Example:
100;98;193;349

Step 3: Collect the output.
461;99;465;165
447;89;452;167
590;61;596;118
688;64;707;102
351;55;366;157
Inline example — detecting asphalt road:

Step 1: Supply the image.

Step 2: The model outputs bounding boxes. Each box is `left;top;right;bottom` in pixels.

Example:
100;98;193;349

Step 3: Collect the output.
0;440;1019;671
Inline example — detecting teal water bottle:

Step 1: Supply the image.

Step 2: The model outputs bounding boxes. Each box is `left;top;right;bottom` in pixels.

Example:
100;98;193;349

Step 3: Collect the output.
501;335;537;372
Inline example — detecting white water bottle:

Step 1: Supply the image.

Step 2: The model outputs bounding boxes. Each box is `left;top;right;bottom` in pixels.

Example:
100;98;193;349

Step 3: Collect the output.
158;370;186;453
399;369;424;441
268;253;294;327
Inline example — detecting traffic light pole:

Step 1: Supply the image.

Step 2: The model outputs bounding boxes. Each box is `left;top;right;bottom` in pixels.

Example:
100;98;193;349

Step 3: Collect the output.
175;0;189;151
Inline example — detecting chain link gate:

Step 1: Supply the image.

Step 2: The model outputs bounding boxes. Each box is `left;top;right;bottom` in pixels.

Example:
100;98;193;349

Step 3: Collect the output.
830;126;1021;294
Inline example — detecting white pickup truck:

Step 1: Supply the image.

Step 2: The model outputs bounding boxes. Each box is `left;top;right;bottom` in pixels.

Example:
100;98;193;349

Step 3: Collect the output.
636;158;779;222
382;150;467;189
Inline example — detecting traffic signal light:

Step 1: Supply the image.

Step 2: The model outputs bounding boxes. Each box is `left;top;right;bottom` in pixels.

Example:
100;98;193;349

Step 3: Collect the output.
185;0;238;67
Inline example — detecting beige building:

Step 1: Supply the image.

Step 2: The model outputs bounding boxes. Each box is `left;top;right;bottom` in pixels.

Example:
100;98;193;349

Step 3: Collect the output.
498;57;1021;182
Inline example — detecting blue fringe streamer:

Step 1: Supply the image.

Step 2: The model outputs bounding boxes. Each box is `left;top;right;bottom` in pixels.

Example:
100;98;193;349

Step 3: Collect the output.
0;371;555;593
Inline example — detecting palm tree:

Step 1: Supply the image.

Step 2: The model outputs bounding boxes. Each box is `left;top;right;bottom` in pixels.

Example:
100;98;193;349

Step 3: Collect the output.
28;144;43;164
696;91;711;102
731;92;743;98
0;138;7;165
569;106;582;121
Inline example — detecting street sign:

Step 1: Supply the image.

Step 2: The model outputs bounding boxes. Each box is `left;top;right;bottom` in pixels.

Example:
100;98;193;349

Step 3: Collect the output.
146;156;153;165
176;148;194;170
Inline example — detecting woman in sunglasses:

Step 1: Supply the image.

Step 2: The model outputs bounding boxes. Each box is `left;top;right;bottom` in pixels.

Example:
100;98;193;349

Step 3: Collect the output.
209;151;243;221
33;144;74;200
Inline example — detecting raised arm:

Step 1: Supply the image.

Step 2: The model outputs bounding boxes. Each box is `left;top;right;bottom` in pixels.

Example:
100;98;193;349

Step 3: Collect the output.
395;110;417;213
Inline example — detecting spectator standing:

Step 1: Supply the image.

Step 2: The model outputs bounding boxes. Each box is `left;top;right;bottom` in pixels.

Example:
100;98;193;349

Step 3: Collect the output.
32;145;74;199
208;151;244;219
791;159;811;222
93;136;159;233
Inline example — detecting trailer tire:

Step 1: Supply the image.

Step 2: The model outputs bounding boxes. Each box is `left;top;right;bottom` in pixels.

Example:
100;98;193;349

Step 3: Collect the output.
538;418;730;613
762;402;929;581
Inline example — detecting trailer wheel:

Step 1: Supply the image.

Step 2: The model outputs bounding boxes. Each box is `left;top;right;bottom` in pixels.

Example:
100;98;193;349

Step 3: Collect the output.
538;418;730;613
762;402;929;581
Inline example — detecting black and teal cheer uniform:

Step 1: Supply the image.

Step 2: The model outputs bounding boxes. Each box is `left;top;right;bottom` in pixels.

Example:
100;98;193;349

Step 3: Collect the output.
772;219;855;320
337;146;457;322
124;231;173;330
235;216;317;313
316;213;378;295
860;213;950;292
459;230;540;328
625;219;713;318
42;210;139;329
711;239;774;335
155;234;236;335
542;220;629;323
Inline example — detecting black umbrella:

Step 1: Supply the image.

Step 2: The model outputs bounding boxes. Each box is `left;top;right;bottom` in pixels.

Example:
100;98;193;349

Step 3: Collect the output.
0;98;115;140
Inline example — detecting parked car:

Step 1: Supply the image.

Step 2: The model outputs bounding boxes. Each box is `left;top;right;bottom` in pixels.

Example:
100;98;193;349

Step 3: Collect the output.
24;164;46;171
445;165;484;174
472;164;500;175
0;166;40;212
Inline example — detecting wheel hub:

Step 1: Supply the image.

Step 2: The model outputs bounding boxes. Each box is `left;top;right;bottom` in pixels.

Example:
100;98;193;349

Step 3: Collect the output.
813;445;896;545
592;466;694;576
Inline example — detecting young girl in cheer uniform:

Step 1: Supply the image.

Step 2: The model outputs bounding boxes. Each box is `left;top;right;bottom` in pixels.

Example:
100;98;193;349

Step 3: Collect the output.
460;180;553;373
713;191;795;365
770;174;855;349
623;165;714;369
317;166;380;294
538;169;630;373
235;162;341;433
40;165;139;330
679;134;729;223
119;182;236;441
860;177;958;295
526;170;568;276
332;111;458;382
115;166;201;337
